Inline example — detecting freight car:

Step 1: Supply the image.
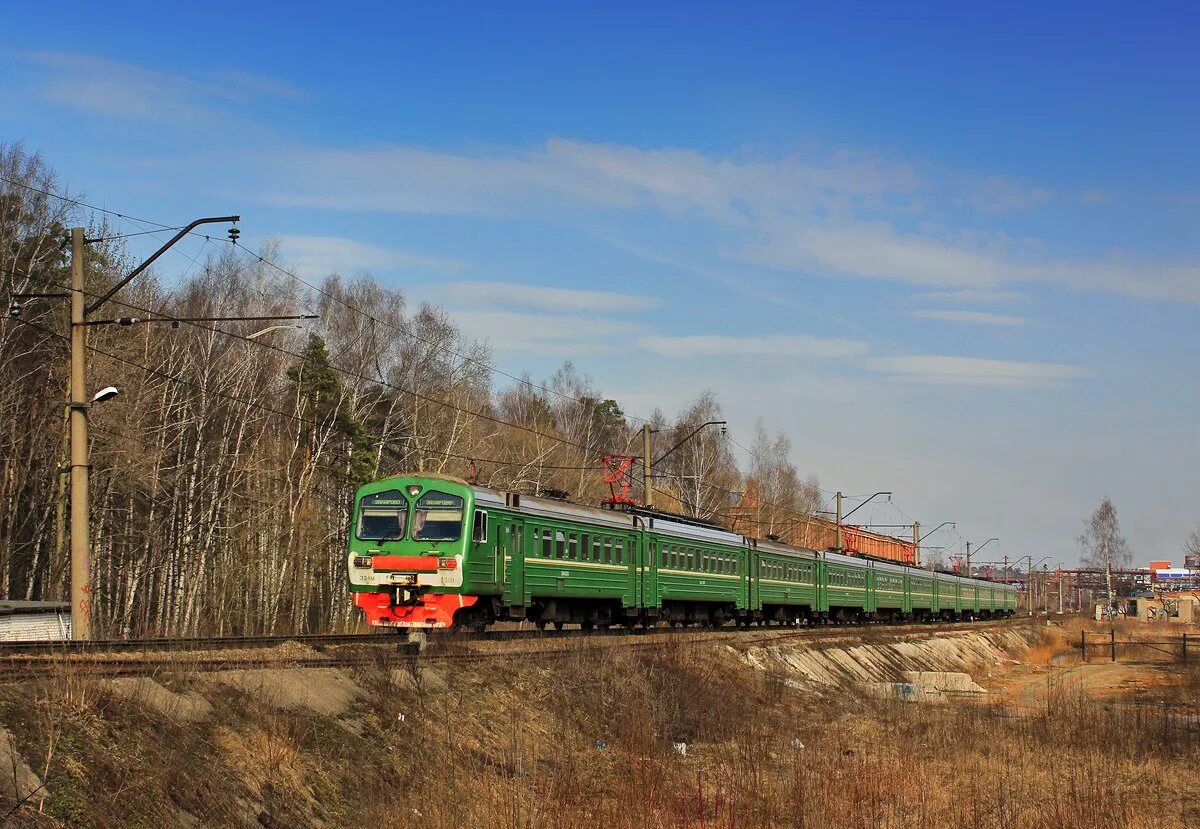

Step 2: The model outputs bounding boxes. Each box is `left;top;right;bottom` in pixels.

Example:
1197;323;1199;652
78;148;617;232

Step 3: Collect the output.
349;475;1017;631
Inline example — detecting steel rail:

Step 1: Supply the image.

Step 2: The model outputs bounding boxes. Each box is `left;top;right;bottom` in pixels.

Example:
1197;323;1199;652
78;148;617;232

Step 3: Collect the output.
0;618;1029;678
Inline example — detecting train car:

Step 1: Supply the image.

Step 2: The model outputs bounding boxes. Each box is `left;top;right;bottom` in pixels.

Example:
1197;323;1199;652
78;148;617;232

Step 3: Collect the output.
751;540;820;624
348;474;1016;630
909;567;936;617
649;517;748;626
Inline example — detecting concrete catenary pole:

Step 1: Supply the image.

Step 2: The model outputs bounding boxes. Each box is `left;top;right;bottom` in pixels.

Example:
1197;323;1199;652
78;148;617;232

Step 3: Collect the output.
642;423;653;509
69;227;92;640
965;540;972;577
913;521;921;567
835;491;843;553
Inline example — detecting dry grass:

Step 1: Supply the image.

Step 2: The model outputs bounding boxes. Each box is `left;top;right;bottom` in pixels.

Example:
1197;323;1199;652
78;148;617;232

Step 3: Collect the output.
0;631;1195;827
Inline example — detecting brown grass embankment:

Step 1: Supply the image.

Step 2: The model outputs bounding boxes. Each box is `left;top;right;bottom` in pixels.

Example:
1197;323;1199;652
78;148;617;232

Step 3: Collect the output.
0;630;1195;827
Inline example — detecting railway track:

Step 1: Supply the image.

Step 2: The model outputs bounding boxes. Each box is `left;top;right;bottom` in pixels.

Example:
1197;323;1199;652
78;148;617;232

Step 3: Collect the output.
0;618;1030;679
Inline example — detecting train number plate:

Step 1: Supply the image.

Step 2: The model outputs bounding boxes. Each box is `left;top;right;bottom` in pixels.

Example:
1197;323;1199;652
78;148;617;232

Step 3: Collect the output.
389;573;417;585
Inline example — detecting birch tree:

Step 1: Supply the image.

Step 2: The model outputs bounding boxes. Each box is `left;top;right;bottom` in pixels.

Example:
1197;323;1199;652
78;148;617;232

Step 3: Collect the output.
1078;497;1131;618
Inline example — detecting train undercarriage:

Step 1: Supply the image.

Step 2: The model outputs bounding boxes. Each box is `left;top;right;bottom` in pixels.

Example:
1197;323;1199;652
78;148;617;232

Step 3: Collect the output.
360;590;1014;633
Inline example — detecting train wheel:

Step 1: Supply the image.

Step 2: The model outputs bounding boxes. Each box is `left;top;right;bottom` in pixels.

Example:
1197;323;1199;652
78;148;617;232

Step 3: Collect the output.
554;621;565;631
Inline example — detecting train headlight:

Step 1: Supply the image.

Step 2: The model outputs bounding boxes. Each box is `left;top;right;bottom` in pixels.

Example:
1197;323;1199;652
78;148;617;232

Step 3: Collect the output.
407;485;421;497
353;555;372;568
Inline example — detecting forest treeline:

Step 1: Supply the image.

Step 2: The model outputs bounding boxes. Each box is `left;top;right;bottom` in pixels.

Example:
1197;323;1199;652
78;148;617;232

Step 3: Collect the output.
0;143;822;636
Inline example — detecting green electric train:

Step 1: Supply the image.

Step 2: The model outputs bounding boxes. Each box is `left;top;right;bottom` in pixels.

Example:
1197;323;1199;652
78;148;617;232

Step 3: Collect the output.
349;474;1017;631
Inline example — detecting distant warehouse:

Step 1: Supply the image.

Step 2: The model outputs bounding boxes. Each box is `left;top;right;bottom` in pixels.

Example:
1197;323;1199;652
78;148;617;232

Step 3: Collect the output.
0;601;70;641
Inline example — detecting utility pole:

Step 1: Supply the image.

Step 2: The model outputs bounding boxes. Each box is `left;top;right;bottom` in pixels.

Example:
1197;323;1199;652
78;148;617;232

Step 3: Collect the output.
50;215;244;640
8;214;316;642
643;420;725;513
835;491;843;553
1003;555;1008;583
965;540;971;577
68;227;91;640
913;521;920;567
1104;534;1115;625
642;423;653;510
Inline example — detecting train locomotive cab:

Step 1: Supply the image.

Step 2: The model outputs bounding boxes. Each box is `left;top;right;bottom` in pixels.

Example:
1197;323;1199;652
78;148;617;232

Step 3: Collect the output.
349;475;481;629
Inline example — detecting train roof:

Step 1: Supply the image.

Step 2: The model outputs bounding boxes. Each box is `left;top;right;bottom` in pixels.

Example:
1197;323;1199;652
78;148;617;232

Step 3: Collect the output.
472;486;636;531
467;482;1012;590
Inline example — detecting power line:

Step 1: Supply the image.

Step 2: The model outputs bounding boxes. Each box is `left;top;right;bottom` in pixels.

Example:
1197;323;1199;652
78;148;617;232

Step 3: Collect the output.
213;237;657;424
0;174;177;230
11;174;658;429
13;315;608;476
50;186;657;427
8;177;861;504
85;226;187;243
18;275;623;460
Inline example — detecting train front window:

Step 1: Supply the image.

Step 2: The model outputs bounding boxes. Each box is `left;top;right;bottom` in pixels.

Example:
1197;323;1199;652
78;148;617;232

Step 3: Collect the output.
412;491;465;542
356;490;408;540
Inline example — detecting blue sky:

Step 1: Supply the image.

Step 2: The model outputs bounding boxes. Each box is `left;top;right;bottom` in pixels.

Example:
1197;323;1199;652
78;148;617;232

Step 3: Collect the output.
3;2;1198;566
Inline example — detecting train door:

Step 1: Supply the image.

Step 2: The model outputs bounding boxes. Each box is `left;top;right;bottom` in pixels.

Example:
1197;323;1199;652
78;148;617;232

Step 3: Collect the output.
501;518;525;608
627;531;641;615
816;554;828;614
644;536;659;612
747;545;759;613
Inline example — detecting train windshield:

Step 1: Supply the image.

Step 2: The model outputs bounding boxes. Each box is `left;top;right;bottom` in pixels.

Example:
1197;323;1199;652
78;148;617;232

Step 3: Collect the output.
356;490;408;541
412;490;464;542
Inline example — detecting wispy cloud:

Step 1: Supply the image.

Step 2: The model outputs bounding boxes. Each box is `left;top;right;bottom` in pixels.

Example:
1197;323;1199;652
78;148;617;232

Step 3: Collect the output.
960;174;1054;213
275;235;464;279
20;51;301;124
866;355;1094;387
910;309;1028;326
21;45;1174;309
435;281;661;313
922;289;1026;304
264;138;924;219
741;219;1200;304
256;136;1200;303
639;334;868;359
740;221;1027;288
450;309;641;356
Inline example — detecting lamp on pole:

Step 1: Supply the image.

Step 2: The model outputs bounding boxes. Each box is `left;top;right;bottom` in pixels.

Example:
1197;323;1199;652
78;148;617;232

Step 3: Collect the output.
245;323;308;339
1014;555;1050;616
643;420;726;509
19;217;327;640
965;537;998;578
65;218;240;640
913;521;954;567
835;491;892;553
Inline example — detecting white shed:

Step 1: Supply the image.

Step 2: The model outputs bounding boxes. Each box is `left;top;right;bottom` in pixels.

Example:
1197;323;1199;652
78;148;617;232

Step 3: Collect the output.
0;602;71;641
